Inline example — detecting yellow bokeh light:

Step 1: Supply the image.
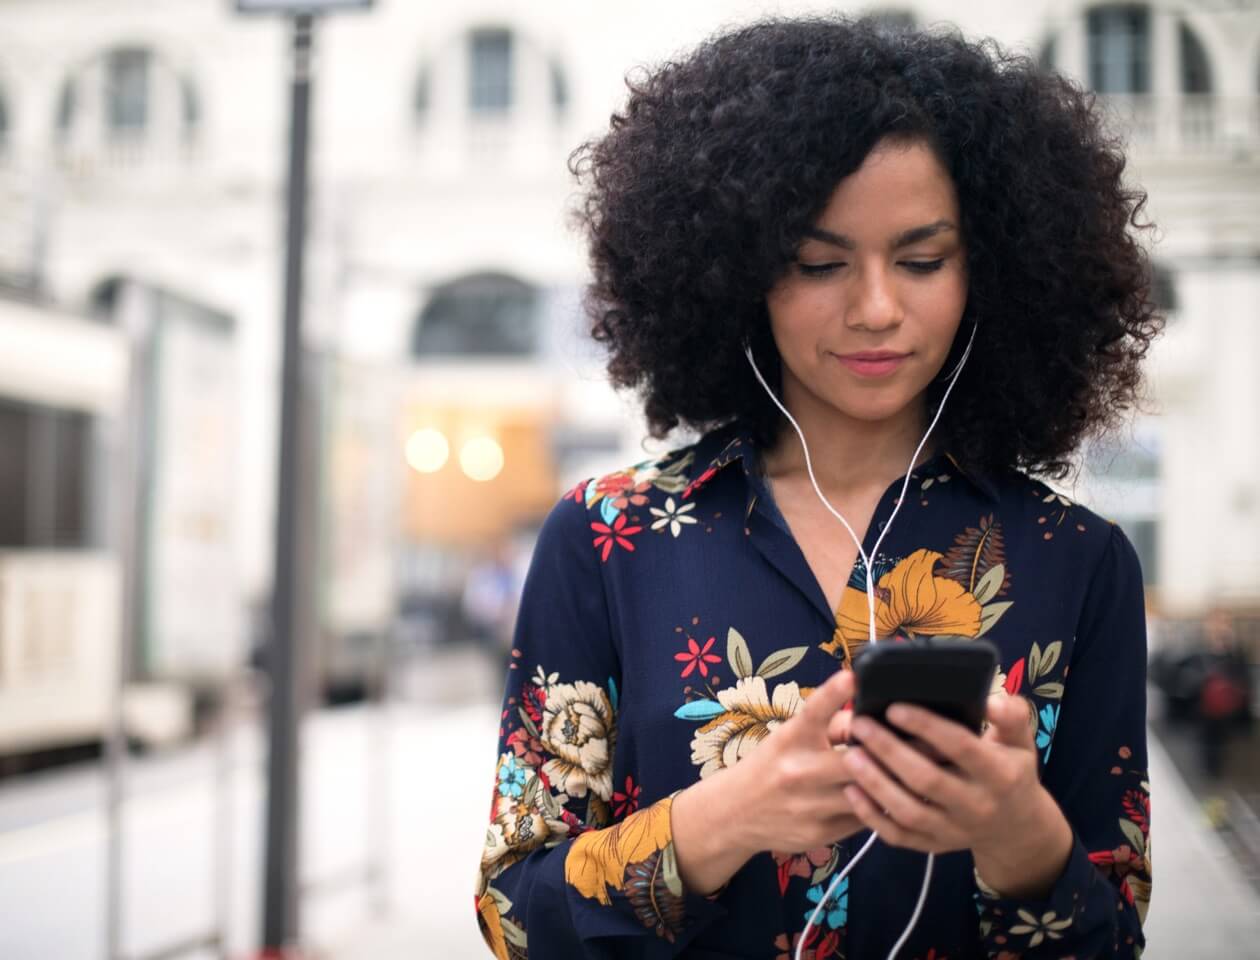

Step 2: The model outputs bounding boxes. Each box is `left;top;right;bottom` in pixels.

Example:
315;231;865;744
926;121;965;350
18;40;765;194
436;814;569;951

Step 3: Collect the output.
405;427;450;473
459;436;505;483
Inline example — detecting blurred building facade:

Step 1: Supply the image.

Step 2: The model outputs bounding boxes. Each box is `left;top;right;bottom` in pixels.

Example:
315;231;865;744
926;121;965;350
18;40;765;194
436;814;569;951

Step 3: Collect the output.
0;0;1257;737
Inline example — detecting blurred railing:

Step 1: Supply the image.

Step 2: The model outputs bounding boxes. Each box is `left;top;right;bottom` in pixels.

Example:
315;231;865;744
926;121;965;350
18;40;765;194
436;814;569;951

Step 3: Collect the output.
1101;94;1260;155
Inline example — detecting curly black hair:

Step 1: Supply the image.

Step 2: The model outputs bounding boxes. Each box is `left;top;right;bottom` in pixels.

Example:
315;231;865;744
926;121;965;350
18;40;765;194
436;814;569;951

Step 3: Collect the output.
568;16;1164;480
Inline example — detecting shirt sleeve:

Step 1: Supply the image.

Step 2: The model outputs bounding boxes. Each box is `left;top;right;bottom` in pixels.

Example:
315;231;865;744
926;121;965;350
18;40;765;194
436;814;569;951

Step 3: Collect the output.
475;483;726;959
975;524;1152;957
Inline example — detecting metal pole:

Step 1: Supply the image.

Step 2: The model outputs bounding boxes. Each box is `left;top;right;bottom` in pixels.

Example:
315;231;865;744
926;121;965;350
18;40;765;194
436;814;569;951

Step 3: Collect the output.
105;280;153;960
261;12;314;953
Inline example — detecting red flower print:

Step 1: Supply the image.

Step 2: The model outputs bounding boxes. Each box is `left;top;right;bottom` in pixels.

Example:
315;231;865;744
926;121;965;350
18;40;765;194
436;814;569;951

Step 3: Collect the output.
590;514;642;562
594;470;635;498
683;465;717;500
613;482;653;510
612;775;642;818
563;478;589;503
675;635;722;678
771;846;833;896
506;727;544;767
773;928;840;960
1004;657;1025;696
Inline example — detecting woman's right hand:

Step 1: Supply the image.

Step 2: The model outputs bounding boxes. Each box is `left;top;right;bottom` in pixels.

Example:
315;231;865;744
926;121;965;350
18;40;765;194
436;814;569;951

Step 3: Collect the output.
671;669;864;895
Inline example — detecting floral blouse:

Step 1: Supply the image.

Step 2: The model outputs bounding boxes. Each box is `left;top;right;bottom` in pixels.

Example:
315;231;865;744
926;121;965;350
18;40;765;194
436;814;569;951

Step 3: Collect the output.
475;423;1152;959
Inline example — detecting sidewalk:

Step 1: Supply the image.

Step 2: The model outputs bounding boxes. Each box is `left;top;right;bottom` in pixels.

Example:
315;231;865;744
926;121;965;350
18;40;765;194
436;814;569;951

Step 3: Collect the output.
1;648;1256;959
330;698;1260;960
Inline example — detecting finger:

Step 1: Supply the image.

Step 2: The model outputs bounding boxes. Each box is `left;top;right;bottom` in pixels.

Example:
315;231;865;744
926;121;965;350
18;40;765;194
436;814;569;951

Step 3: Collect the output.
986;694;1037;749
799;669;855;730
884;703;1005;782
842;746;950;838
849;715;971;809
827;707;853;746
843;785;934;853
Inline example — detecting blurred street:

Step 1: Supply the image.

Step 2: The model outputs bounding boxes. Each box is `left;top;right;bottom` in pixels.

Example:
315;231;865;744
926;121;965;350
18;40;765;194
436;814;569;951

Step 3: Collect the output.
0;649;1258;960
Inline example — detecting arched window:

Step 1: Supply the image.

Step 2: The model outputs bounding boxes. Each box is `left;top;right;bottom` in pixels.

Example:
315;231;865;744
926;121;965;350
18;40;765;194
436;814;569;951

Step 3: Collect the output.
1087;4;1151;94
412;273;540;357
106;47;151;135
1178;23;1212;94
53;45;200;164
469;28;513;115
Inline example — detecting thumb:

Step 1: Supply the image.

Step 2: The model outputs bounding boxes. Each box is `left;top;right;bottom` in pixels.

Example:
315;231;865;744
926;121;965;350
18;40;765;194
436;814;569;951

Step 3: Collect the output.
986;693;1037;748
798;669;856;732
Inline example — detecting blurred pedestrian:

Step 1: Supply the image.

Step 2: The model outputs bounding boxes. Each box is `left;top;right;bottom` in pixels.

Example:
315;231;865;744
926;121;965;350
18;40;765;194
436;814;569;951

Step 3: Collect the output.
461;540;519;670
1195;609;1250;780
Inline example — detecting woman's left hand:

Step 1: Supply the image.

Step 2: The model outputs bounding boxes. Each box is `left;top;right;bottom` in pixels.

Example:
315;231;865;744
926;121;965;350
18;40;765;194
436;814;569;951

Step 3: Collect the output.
840;694;1074;898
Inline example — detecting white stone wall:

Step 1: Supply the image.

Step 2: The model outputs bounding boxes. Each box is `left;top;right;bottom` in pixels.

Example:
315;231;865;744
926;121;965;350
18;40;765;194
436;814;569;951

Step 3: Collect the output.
0;0;1256;610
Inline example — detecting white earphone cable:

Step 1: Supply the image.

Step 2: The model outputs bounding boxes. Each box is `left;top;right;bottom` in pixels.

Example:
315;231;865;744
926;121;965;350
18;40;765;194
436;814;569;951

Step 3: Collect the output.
745;322;976;960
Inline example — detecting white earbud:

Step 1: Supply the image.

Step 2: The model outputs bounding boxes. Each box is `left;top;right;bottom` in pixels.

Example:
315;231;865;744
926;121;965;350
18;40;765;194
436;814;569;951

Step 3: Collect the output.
743;320;978;960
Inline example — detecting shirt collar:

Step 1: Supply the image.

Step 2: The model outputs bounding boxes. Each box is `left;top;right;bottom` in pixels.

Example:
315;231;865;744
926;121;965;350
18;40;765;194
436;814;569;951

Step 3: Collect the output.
686;422;1001;504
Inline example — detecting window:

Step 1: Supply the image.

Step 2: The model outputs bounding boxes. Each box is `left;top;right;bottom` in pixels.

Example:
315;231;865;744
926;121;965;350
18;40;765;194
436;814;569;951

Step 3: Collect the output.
0;398;93;549
1179;24;1212;94
412;273;540;357
469;28;512;114
1037;35;1058;72
55;79;75;137
549;57;568;115
414;65;430;119
106;47;151;134
1087;4;1151;94
1150;263;1178;314
863;9;917;33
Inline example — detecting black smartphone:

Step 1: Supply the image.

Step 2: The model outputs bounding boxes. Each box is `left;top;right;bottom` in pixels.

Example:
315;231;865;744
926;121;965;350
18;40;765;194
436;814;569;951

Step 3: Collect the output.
852;639;998;735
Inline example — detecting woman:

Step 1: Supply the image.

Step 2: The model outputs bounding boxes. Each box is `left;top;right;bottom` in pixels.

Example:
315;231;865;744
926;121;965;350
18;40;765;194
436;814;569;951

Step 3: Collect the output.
476;16;1160;959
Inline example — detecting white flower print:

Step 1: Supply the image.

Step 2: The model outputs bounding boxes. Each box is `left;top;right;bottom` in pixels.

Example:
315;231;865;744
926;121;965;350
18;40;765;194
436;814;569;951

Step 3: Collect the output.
649;497;698;538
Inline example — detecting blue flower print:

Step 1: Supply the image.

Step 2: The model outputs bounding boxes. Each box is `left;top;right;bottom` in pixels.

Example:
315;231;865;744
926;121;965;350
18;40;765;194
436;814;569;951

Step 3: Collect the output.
804;876;849;930
497;755;528;799
1036;703;1060;764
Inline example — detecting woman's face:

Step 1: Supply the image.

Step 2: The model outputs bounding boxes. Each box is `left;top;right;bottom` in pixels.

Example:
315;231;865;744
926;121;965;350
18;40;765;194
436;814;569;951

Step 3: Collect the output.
765;137;968;431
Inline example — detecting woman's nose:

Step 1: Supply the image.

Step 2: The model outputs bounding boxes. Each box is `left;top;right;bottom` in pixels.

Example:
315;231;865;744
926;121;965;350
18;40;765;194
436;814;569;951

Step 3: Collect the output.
846;266;903;331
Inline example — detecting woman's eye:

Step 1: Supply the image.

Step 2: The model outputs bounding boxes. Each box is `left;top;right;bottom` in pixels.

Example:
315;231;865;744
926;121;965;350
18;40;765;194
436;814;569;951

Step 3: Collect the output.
902;259;946;274
796;262;843;277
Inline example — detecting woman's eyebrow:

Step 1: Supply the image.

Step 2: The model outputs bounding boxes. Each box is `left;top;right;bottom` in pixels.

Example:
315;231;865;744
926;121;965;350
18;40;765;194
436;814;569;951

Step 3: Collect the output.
803;219;957;250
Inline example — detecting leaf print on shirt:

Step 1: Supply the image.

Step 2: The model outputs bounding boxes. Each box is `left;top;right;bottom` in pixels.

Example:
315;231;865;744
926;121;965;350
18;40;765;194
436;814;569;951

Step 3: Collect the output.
937;513;1009;597
565;797;679;910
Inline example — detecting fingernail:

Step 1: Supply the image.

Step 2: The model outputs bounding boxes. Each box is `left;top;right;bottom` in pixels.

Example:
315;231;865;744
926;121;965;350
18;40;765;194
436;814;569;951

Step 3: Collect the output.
852;717;873;739
846;749;866;770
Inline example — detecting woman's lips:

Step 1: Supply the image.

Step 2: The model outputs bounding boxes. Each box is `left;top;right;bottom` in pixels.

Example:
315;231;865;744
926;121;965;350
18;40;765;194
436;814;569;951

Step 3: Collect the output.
833;352;909;378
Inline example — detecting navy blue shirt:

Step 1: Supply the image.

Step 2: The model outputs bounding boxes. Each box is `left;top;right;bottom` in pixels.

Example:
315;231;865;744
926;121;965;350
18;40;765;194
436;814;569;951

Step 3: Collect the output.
475;423;1151;959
